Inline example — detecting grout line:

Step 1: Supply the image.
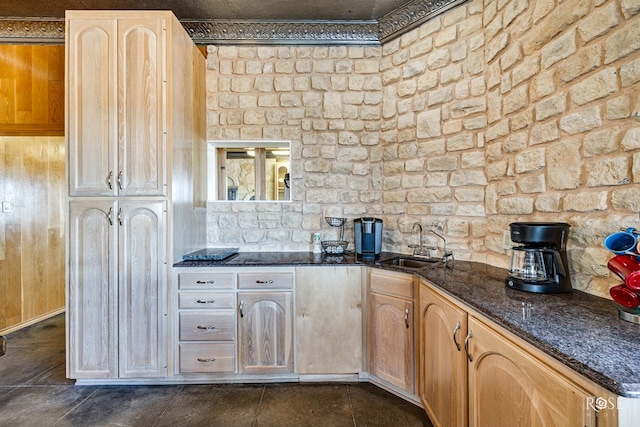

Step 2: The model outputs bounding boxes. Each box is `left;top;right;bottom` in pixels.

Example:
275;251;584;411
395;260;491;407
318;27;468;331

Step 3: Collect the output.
252;383;266;427
50;386;100;426
152;384;185;427
346;384;357;427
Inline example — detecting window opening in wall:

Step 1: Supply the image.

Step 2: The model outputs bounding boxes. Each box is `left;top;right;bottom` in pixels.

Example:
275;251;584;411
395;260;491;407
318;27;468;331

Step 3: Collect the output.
208;140;291;202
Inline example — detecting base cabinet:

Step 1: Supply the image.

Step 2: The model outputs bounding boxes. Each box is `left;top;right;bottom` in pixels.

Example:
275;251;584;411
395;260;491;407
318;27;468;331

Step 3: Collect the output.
68;200;166;379
419;279;614;427
369;269;415;393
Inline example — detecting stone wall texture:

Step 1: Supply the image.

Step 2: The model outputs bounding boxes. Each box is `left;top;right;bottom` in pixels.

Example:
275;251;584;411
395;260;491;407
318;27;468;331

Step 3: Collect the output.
205;0;640;298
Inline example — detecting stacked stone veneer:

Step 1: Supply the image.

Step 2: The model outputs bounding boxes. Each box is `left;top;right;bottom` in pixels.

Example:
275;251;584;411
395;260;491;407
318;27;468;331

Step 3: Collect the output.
206;0;640;298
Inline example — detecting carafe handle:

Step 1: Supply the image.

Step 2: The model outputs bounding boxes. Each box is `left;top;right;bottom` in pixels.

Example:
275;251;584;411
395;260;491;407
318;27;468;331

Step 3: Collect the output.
542;248;566;276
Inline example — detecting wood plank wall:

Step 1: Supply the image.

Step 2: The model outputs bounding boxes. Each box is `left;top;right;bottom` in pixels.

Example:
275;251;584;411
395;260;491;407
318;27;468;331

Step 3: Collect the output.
0;136;65;332
0;43;66;332
0;45;64;136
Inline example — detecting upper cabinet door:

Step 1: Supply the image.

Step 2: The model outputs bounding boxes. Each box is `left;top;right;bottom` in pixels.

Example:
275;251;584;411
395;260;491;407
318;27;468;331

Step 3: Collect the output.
67;16;166;197
117;18;166;196
67;18;118;196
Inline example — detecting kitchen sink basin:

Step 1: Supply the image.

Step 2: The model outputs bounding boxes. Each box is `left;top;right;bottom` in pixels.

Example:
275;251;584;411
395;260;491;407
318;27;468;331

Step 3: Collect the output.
382;257;440;268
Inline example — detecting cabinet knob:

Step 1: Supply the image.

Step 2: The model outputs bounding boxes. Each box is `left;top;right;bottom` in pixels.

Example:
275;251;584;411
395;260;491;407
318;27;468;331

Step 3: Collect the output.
256;280;275;284
404;308;410;329
107;171;113;189
239;300;244;318
117;171;123;190
197;357;216;363
196;325;216;330
196;299;216;304
107;207;113;226
196;280;215;284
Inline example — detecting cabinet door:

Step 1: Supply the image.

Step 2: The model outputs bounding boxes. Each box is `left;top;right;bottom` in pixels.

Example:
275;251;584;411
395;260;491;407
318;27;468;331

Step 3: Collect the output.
238;292;293;374
468;317;595;427
118;200;166;378
370;292;414;391
68;200;117;378
419;282;468;427
67;18;118;196
117;18;166;196
295;266;362;374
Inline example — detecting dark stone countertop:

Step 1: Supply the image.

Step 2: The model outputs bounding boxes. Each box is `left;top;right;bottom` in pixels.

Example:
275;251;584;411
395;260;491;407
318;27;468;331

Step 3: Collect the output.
174;251;640;398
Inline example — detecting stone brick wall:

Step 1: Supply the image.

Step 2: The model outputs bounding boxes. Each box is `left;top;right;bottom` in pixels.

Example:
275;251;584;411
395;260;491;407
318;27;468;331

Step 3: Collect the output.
206;0;640;298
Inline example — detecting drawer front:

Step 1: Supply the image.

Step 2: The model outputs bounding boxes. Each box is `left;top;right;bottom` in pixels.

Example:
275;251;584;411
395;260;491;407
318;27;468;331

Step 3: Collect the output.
179;312;235;341
370;271;413;299
238;272;293;289
178;273;235;290
178;292;234;309
179;343;235;373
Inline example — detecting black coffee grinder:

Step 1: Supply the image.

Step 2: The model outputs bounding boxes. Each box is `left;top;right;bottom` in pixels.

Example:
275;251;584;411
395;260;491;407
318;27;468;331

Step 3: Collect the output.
505;222;572;293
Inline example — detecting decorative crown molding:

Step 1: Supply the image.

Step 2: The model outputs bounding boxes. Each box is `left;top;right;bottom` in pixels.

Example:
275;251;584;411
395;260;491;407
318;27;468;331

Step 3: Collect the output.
0;19;65;43
182;20;379;45
0;0;467;45
378;0;469;42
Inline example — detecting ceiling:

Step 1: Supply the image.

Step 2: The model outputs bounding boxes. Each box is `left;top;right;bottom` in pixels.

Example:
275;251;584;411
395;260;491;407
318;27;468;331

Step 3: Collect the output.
2;0;415;21
0;0;467;44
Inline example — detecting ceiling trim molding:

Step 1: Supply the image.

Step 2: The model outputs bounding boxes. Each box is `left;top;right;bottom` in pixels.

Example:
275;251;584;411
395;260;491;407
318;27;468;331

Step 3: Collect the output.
0;0;468;45
0;19;65;44
182;20;380;45
378;0;469;43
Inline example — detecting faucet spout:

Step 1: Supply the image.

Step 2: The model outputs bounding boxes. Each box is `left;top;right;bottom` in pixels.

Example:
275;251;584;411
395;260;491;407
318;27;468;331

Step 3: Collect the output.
411;223;425;256
428;229;454;263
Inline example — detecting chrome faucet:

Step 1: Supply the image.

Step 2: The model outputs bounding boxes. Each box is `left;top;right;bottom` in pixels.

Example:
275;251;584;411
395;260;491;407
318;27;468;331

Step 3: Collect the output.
410;223;430;257
429;229;454;263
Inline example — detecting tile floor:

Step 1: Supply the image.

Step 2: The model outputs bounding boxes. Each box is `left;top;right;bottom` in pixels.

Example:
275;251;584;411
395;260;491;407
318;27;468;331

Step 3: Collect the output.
0;314;433;426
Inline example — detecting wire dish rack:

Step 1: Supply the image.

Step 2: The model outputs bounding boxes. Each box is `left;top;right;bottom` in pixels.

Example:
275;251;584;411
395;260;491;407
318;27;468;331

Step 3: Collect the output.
322;217;348;254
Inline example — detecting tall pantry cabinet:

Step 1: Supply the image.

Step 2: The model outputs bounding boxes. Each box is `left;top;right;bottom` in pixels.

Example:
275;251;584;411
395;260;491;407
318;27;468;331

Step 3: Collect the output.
65;11;206;380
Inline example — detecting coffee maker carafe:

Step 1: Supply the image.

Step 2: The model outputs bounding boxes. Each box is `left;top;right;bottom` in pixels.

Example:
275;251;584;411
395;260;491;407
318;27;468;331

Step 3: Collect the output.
506;222;572;293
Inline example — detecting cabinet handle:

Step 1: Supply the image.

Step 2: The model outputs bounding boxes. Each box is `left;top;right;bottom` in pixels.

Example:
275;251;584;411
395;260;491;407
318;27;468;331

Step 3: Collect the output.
117;207;123;226
256;280;274;284
239;300;244;318
196;299;216;304
117;171;123;190
452;321;461;351
196;325;216;330
107;207;113;226
197;358;216;362
464;331;473;362
404;308;410;329
196;280;216;284
107;171;113;189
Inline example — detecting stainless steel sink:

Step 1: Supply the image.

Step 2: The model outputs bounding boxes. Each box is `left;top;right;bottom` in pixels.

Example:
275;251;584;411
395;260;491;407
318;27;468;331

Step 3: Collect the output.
382;257;440;268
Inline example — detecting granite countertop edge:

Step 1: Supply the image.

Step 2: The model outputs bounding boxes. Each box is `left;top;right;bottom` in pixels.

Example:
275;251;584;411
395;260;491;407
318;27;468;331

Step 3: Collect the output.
174;251;640;398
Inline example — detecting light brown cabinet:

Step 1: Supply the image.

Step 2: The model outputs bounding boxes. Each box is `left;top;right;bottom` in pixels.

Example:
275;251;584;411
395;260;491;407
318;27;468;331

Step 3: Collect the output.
238;271;293;374
68;200;166;378
66;15;165;197
295;266;363;376
418;279;612;427
369;269;415;393
176;271;236;374
66;10;206;381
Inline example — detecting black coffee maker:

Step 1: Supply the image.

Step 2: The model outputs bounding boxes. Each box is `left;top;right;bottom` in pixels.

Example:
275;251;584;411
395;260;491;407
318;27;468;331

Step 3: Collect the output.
354;217;382;261
505;222;572;293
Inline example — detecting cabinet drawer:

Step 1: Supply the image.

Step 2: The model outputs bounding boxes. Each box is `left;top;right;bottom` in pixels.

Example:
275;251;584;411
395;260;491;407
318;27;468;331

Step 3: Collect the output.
178;292;234;309
179;343;235;373
178;273;235;290
238;272;293;289
370;270;413;299
179;312;235;341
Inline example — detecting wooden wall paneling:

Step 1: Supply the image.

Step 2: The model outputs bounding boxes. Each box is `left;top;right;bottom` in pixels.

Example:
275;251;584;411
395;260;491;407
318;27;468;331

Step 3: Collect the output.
0;45;64;136
0;136;65;333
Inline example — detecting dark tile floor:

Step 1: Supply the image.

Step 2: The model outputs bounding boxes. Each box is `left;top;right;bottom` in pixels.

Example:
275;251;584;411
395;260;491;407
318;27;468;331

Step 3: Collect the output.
0;314;433;426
